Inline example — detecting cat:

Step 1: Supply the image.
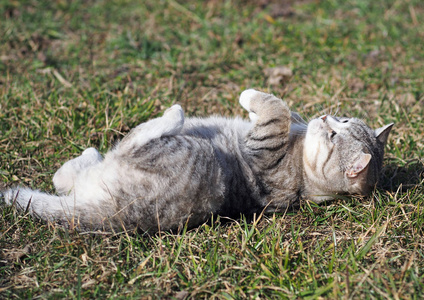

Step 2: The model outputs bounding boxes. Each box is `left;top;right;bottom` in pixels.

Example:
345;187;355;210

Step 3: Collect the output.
1;89;393;233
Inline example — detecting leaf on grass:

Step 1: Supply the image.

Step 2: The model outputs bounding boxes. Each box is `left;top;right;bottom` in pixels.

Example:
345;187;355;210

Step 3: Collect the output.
264;66;293;86
52;69;72;88
175;290;189;300
81;279;97;289
3;244;31;261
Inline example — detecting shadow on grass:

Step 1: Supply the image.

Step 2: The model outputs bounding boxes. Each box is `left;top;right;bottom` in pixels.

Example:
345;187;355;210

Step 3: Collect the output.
380;158;424;193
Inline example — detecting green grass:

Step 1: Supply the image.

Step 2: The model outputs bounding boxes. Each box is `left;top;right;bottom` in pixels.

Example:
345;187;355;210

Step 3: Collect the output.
1;0;423;298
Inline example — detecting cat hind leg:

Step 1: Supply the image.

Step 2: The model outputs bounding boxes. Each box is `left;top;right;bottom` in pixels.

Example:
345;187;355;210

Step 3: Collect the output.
117;104;185;154
161;104;185;135
53;147;103;195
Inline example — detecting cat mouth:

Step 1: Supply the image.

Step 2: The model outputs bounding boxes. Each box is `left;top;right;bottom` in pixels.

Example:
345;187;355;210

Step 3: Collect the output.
306;118;326;136
306;115;339;137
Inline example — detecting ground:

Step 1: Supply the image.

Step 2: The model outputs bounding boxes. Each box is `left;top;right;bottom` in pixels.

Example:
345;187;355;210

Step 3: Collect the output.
0;0;423;298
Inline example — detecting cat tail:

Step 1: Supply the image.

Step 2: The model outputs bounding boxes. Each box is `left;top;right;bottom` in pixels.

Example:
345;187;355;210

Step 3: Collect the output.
1;187;106;231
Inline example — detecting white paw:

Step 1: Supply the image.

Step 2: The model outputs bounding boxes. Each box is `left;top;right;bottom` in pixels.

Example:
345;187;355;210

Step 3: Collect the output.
163;104;184;133
53;165;76;195
82;147;102;161
164;104;184;121
239;89;260;112
248;112;258;123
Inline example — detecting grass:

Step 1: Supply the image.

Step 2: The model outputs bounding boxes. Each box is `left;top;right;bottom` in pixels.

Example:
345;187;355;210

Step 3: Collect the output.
0;0;423;298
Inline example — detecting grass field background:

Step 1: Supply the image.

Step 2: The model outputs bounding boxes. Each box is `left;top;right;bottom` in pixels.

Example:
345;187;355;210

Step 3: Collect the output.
1;0;423;298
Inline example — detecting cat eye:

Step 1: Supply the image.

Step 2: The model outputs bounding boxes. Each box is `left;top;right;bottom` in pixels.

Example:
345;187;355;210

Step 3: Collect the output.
341;119;349;123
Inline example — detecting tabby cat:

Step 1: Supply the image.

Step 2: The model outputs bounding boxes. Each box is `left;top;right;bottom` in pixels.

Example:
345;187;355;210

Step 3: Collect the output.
1;89;393;232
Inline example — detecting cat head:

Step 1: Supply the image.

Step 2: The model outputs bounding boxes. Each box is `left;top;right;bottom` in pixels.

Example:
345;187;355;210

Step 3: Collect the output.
303;115;393;202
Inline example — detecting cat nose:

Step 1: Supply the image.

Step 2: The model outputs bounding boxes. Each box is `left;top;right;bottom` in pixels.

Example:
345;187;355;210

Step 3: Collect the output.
320;115;327;121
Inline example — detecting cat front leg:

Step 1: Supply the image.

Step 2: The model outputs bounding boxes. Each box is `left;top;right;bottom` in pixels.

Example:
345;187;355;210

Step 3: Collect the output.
240;89;291;176
239;90;297;207
53;147;103;195
239;89;291;124
116;104;185;155
239;89;291;153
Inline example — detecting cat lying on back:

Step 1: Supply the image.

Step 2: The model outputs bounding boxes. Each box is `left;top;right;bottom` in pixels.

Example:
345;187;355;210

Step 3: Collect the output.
2;89;393;233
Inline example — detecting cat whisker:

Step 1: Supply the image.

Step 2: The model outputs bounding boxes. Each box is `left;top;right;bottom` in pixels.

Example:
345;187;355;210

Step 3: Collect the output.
333;103;340;117
316;104;327;117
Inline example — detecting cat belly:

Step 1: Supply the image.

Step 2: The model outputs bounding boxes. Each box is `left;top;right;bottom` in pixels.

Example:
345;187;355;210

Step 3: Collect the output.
68;118;256;232
91;135;228;231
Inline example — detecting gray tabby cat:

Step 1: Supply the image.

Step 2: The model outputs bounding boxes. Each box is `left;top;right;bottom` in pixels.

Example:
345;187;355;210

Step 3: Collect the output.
1;89;393;233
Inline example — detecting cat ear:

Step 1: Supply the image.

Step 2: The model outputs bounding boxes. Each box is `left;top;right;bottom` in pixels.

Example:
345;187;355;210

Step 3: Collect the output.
346;153;372;178
375;123;394;146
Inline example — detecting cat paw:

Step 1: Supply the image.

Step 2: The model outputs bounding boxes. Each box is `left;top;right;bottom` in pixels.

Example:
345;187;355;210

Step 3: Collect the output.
162;104;184;135
53;148;103;195
248;112;259;123
82;147;103;162
164;104;184;124
239;89;260;112
82;147;98;156
240;89;265;122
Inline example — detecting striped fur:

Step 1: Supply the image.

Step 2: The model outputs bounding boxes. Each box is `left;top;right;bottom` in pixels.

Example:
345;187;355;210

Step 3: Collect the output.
1;90;393;232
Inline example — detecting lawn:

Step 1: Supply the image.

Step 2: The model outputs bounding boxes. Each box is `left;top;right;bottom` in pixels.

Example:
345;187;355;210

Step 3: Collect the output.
1;0;423;298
